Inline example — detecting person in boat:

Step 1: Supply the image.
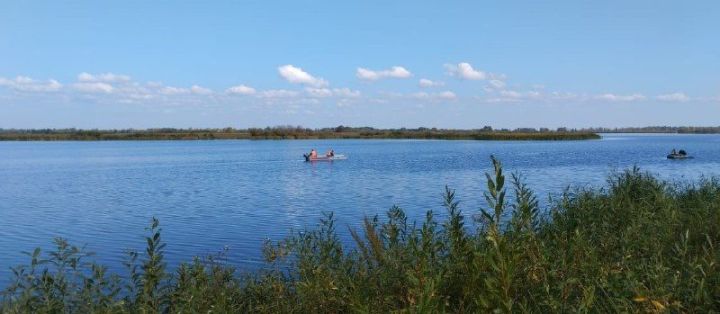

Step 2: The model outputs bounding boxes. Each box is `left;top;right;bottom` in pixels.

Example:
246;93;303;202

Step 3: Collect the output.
671;148;677;155
678;149;687;156
326;149;334;157
309;149;318;159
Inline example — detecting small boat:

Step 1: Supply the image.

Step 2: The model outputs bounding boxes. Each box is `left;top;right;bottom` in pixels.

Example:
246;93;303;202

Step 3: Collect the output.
667;149;692;159
667;154;693;160
304;154;347;162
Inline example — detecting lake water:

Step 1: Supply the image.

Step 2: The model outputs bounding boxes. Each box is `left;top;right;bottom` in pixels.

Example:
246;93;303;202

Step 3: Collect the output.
1;134;720;283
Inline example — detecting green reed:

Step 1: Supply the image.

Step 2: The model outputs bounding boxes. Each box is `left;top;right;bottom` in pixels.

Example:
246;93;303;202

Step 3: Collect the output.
2;158;719;313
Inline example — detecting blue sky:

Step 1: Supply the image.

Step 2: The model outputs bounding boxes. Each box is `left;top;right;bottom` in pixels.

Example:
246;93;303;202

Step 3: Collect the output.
1;0;718;129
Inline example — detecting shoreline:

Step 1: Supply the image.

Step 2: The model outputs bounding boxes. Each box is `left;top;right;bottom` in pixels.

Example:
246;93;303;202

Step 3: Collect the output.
0;130;601;141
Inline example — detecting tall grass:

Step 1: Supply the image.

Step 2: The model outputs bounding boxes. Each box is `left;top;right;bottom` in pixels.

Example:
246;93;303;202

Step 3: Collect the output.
2;158;719;312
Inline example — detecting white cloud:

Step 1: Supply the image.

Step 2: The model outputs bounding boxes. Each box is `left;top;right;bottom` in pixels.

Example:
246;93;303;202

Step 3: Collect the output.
437;91;457;100
445;62;487;80
78;72;131;83
480;89;548;103
596;93;646;102
488;79;506;89
411;91;456;100
77;72;95;82
13;71;695;113
489;98;523;103
305;87;361;98
418;78;444;88
156;85;215;96
412;92;430;99
527;91;542;99
47;80;63;91
257;89;300;98
72;82;114;93
226;84;256;95
550;91;580;100
356;66;412;81
305;88;333;98
500;90;523;98
278;65;328;87
0;76;62;92
159;86;190;95
190;85;212;95
15;76;33;84
332;88;361;98
656;92;690;102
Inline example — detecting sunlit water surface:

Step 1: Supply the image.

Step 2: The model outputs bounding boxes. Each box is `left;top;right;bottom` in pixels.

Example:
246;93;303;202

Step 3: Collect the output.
2;134;720;283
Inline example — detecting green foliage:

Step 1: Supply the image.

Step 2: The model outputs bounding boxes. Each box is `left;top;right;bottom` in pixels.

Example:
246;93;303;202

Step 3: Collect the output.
3;159;720;312
0;126;601;141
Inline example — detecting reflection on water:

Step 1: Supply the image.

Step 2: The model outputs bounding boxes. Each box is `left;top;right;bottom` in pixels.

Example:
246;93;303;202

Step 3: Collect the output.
1;134;720;283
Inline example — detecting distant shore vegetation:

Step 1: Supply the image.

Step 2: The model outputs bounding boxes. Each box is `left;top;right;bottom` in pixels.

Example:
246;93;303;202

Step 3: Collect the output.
583;126;720;134
0;126;602;141
2;158;719;312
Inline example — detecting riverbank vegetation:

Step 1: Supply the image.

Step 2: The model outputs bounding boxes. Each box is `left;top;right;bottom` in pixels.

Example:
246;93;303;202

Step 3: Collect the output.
2;158;719;312
580;126;720;134
0;126;600;141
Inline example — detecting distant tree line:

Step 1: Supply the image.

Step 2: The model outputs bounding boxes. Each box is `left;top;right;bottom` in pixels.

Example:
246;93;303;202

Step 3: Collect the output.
578;126;720;134
2;125;718;141
0;126;602;141
3;125;718;136
0;125;587;135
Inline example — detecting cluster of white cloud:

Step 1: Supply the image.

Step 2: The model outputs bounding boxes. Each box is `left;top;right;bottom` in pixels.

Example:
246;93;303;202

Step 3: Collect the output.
72;72;134;94
445;62;488;80
253;65;360;105
356;66;412;81
78;72;131;83
257;89;300;99
488;79;506;89
418;78;444;88
73;82;114;93
278;65;328;87
412;91;457;100
156;85;213;96
479;89;687;104
595;93;647;102
444;62;513;98
479;90;702;104
305;87;361;98
656;92;690;102
0;67;367;108
0;76;62;92
481;89;542;103
159;86;189;95
226;84;256;95
190;85;212;95
1;63;707;109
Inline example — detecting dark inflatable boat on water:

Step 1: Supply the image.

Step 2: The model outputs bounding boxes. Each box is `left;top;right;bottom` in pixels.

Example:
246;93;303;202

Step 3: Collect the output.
667;149;692;159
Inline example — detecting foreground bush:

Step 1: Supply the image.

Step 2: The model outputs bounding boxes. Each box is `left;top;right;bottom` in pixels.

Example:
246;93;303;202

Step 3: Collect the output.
2;158;719;312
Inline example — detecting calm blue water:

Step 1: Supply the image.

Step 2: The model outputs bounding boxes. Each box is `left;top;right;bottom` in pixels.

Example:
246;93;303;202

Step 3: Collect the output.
1;134;720;283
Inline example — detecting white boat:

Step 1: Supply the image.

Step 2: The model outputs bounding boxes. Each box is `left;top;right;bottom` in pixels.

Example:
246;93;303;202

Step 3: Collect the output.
303;154;347;162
